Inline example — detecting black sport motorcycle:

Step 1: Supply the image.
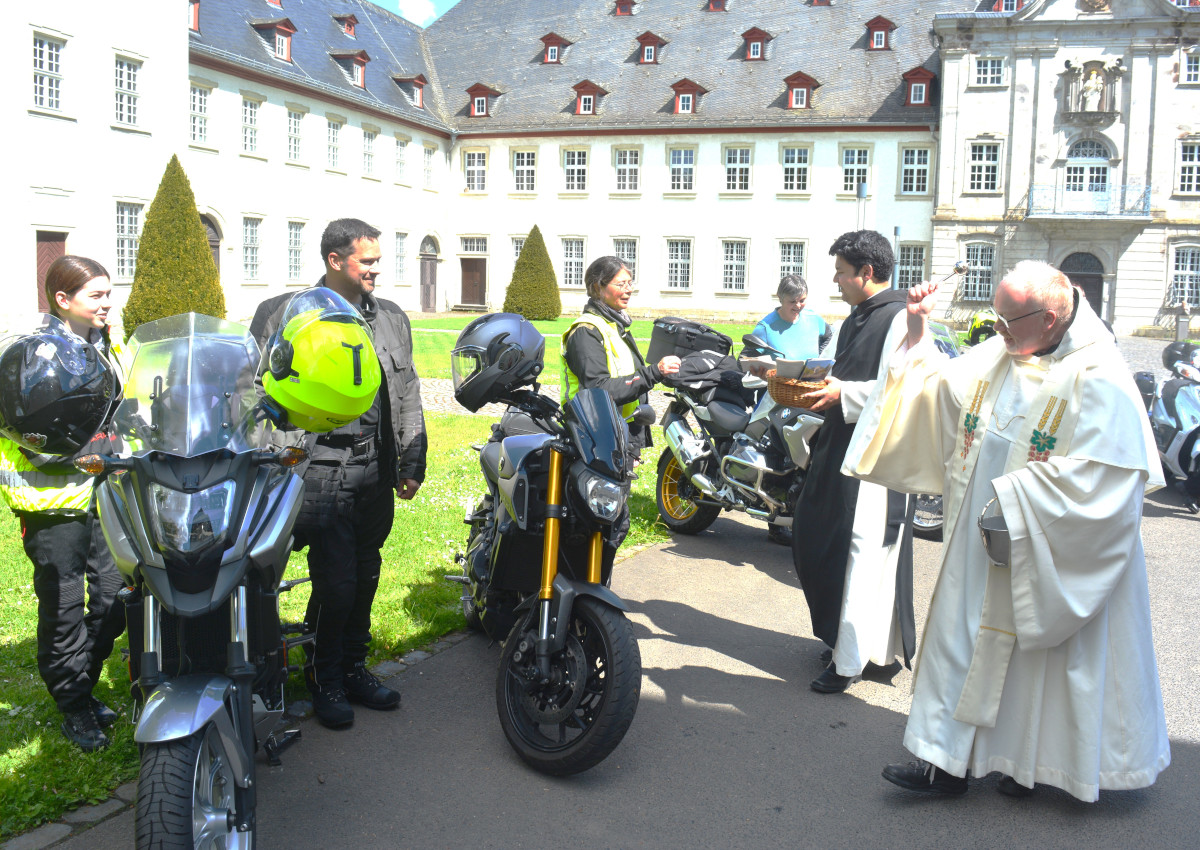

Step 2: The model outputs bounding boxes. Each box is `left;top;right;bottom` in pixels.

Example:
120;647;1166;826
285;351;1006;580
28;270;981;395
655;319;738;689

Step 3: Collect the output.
79;314;310;849
450;383;641;776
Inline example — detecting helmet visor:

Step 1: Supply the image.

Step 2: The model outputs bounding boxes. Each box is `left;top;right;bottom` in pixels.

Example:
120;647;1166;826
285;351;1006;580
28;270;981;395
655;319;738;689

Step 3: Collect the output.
451;346;485;393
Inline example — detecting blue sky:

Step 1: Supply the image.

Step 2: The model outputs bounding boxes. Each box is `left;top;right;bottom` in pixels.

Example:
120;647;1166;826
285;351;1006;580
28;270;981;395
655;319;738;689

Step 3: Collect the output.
391;0;461;27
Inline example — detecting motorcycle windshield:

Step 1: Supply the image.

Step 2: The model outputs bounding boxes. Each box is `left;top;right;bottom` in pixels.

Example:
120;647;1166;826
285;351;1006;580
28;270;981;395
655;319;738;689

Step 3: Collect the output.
111;313;269;457
563;387;628;481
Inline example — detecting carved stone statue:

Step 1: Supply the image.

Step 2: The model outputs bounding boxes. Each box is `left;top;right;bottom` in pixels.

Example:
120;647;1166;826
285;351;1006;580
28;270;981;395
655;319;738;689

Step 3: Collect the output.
1081;70;1104;111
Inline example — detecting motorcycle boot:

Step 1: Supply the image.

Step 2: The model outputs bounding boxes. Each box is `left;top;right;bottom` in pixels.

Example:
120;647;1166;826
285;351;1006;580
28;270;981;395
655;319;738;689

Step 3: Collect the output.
306;667;354;728
61;705;110;751
343;661;401;710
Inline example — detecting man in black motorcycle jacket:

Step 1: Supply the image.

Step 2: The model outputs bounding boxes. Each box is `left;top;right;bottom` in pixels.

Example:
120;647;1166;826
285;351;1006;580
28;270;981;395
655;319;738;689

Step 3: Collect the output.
250;218;427;729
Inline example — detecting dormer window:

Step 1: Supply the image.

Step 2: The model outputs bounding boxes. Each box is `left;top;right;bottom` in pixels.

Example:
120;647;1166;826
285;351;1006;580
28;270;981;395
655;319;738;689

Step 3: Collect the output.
866;16;896;51
330;50;369;88
189;1;200;32
784;71;819;109
902;67;936;106
637;32;667;65
541;33;572;64
742;28;772;61
573;80;608;115
812;0;830;6
393;74;427;109
671;79;708;115
707;0;727;10
991;0;1024;10
467;83;501;117
251;19;296;63
615;1;635;15
334;15;358;37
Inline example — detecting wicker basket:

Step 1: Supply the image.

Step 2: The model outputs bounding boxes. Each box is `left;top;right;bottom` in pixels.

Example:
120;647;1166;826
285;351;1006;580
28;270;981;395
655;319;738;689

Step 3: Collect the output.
766;370;824;409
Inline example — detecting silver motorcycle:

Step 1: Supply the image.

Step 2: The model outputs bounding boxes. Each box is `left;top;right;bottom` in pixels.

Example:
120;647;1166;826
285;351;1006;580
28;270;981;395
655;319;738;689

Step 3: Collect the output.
1135;340;1200;513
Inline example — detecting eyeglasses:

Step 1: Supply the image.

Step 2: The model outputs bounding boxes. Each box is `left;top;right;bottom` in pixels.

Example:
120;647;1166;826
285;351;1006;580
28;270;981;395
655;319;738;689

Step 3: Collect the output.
608;278;634;291
994;307;1044;333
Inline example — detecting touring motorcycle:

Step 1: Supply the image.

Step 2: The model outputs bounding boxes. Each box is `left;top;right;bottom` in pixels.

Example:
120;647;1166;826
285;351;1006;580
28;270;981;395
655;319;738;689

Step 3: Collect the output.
1135;340;1200;513
78;313;312;849
448;312;641;776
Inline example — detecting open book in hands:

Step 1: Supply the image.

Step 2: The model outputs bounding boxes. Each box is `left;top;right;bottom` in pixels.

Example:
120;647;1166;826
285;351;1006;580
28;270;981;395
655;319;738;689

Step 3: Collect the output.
775;357;835;381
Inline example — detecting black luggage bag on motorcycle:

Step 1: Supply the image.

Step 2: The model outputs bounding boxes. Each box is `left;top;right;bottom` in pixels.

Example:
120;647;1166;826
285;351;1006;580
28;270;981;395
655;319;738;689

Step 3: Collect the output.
647;317;733;363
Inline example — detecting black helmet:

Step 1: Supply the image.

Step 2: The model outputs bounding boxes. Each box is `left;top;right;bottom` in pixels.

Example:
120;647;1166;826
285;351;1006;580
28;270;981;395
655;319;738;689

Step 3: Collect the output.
451;313;545;412
1163;341;1200;372
0;320;117;455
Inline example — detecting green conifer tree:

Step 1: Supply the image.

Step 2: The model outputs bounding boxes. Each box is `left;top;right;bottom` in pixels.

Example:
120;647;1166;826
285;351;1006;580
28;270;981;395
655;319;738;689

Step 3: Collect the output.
503;225;561;320
121;155;225;339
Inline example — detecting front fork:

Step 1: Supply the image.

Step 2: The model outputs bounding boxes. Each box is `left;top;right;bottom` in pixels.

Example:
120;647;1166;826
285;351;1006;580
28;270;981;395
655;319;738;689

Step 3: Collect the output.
535;447;604;679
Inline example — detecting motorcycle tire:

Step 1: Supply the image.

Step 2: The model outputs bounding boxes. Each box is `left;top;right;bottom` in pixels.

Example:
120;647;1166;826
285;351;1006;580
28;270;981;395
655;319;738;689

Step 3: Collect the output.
136;721;254;849
912;494;944;541
496;597;641;777
656;448;721;535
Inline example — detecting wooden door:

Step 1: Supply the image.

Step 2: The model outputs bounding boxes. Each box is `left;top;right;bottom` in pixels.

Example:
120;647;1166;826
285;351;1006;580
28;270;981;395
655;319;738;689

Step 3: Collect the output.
460;258;486;306
420;256;437;312
36;231;67;313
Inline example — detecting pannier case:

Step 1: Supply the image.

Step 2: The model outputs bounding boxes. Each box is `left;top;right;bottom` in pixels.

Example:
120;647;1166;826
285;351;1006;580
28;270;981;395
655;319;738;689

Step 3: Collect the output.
646;317;733;363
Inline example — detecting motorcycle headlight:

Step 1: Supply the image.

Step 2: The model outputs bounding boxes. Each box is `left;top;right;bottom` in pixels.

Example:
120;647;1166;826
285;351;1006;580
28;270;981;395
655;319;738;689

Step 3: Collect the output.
146;480;235;556
576;469;625;524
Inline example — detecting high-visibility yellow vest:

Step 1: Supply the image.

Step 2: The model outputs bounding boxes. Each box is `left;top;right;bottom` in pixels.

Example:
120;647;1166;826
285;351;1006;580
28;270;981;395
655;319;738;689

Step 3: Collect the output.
0;439;94;515
561;312;640;421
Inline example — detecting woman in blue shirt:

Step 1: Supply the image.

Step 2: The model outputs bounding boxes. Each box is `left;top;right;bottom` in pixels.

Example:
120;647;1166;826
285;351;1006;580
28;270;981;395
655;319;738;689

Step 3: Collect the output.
753;274;832;360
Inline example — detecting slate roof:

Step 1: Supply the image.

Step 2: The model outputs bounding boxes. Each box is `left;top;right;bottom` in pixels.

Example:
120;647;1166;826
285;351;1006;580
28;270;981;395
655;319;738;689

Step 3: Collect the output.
422;0;979;134
191;0;453;135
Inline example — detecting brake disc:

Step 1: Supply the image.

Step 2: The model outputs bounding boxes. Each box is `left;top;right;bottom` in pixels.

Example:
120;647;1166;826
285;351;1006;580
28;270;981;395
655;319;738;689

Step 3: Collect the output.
518;634;587;725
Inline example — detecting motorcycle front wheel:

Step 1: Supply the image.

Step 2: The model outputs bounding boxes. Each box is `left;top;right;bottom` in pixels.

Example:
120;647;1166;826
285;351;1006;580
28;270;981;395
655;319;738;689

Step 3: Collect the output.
656;448;721;534
496;597;641;776
136;722;254;850
912;494;944;541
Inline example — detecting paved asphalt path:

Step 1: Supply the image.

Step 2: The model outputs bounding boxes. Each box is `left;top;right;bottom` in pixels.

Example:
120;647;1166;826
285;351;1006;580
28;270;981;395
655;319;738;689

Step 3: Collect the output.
53;334;1199;849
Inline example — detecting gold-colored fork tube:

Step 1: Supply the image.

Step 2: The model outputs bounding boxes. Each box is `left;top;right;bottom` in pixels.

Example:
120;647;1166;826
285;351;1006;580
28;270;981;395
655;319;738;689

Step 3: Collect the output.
587;531;603;584
539;448;565;601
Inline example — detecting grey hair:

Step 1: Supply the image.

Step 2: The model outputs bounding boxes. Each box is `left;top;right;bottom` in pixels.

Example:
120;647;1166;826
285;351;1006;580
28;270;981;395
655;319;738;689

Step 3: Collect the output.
776;274;808;301
1001;261;1074;330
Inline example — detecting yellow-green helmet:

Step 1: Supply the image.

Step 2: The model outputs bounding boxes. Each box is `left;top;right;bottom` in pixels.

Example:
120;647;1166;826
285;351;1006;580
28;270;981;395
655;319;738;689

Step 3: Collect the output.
262;288;381;433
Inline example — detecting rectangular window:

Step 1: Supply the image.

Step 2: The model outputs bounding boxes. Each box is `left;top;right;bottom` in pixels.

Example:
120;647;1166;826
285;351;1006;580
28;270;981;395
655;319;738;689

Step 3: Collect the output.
327;120;342;169
910;82;927;105
394;232;407;284
362;130;376;176
614;239;638;283
512;237;526;260
514;151;536;191
115;202;142;280
424;146;435;188
274;32;288;60
565;150;588;191
288;222;304;281
461;237;488;253
872;31;886;50
749;41;762;59
190;86;209;144
896;245;927;286
725;147;751;191
473;96;486;115
243;217;261;280
241;98;258;153
969;143;1000;191
721;240;747;291
394;138;407;181
975;57;1004;86
615;149;640;191
667;240;692;289
842;147;869;193
287;110;303;162
901;147;930;194
962;244;995;300
547;45;559;62
114;57;140;125
33;36;64;110
669;148;695;191
678;93;693;113
643;46;655;63
1172;246;1200;307
465;151;487;192
1187;54;1200;85
579;94;593;114
790;87;807;109
1179;143;1200;193
782;147;809;191
562;238;584;287
779;242;805;279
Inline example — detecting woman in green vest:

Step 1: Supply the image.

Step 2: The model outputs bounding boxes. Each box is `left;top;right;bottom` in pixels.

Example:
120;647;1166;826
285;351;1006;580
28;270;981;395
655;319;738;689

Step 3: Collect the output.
561;255;680;465
0;256;126;751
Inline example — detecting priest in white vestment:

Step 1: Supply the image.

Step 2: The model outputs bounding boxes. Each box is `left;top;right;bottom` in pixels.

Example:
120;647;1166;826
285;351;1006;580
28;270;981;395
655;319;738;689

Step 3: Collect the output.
844;261;1170;801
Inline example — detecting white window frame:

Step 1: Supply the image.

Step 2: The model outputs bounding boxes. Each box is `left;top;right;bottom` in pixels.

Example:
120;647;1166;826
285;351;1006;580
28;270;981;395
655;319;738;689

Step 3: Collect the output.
667;239;693;290
33;35;64;111
961;242;996;301
872;30;886;50
749;41;762;59
274;31;288;60
547;45;559;62
563;148;588;192
327;119;343;170
779;241;805;279
840;145;871;194
242;217;261;281
513;149;537;192
899;145;932;196
643;45;656;63
613;238;638;285
781;145;811;193
362;129;377;176
668;146;696;192
114;56;140;126
394;136;408;182
562;238;585;288
190;85;210;144
973;57;1006;87
465;149;487;192
1185;53;1200;86
461;236;488;254
285;110;304;162
614;148;641;192
721;240;748;292
896;244;928;286
351;62;364;87
1170;244;1200;308
394;231;408;284
241;98;259;154
473;96;487;116
512;236;526;260
424;145;436;189
1178;141;1200;195
678;92;693;114
115;202;143;281
579;94;594;115
910;82;927;105
723;145;752;192
790;87;808;109
968;141;1001;193
287;221;305;282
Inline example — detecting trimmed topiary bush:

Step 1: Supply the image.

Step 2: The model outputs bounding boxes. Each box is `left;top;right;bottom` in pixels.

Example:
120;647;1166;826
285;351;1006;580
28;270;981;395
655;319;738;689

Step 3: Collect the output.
503;225;561;321
122;155;225;340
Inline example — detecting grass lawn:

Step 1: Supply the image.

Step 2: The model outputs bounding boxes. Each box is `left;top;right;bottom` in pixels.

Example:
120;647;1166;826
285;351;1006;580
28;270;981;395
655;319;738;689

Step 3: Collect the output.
0;411;675;839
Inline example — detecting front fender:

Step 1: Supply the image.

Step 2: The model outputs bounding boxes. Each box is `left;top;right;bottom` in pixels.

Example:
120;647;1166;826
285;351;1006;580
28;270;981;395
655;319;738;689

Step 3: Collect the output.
135;675;252;788
516;573;629;653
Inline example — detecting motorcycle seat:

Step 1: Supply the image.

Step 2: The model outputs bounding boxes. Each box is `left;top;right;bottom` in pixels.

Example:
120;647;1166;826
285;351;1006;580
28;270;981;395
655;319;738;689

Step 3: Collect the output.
480;441;503;484
707;400;751;434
